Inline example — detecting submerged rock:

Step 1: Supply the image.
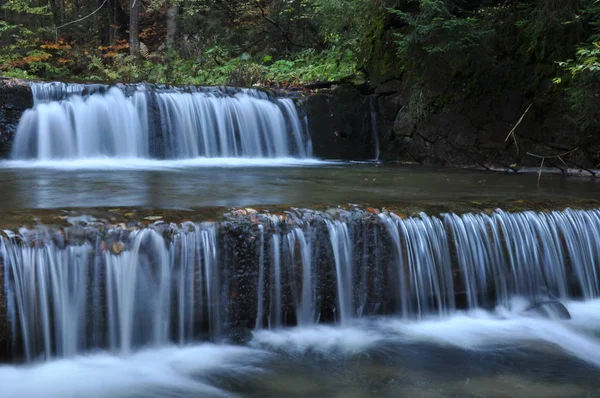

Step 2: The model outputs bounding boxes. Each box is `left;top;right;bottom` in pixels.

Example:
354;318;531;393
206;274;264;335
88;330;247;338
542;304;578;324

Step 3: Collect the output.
226;327;254;345
522;300;571;320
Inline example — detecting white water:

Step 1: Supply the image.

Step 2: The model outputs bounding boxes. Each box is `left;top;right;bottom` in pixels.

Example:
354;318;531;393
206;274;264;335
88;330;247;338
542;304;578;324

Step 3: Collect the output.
369;95;380;161
12;83;313;161
1;300;599;397
2;223;222;361
3;208;600;361
325;220;355;325
0;157;329;170
13;88;150;159
252;298;600;366
0;344;264;398
29;81;106;103
286;227;316;326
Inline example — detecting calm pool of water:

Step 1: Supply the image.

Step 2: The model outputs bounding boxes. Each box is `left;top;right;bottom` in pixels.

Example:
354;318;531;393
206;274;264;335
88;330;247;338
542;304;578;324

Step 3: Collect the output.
0;159;597;209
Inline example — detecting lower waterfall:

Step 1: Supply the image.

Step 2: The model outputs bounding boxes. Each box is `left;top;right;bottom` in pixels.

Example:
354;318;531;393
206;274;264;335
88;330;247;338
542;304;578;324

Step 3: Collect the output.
1;207;599;362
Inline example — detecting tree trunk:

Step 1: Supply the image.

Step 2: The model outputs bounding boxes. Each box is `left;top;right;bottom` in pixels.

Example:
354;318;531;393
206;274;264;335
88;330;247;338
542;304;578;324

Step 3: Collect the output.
106;0;117;44
166;0;179;53
58;0;66;22
129;0;140;56
49;0;61;25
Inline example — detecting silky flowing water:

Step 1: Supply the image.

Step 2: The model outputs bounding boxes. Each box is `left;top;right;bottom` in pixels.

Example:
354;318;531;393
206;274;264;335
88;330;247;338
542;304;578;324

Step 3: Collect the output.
13;83;311;159
2;304;600;397
0;82;599;398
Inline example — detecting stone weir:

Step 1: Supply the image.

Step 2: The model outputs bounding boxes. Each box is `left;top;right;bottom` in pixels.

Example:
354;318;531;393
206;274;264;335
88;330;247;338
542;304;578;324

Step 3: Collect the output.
0;202;599;362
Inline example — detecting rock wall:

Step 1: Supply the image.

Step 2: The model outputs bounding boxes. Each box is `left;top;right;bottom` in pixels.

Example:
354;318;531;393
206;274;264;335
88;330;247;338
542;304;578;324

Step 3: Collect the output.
306;84;376;160
0;78;33;158
307;83;600;171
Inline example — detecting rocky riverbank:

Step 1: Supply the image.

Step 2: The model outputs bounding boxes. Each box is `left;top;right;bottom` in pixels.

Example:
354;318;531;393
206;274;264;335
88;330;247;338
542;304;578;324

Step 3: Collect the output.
307;83;600;175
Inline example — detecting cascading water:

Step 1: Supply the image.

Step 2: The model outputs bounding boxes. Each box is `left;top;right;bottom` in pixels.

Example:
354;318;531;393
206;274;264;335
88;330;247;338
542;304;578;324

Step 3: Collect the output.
369;95;380;161
325;220;355;325
2;222;221;361
28;81;109;103
11;82;313;160
13;88;150;159
1;207;599;362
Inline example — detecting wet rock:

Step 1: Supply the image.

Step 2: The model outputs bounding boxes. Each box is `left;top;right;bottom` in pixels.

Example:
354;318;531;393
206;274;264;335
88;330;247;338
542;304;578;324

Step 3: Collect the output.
374;79;403;95
306;85;374;160
303;75;600;170
0;78;33;158
393;106;415;137
226;327;253;345
522;300;571;320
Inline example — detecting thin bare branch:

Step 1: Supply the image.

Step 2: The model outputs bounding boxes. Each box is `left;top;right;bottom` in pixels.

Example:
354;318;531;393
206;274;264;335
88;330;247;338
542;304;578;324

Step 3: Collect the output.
254;0;306;48
505;103;533;153
526;147;583;183
55;0;108;30
526;147;579;159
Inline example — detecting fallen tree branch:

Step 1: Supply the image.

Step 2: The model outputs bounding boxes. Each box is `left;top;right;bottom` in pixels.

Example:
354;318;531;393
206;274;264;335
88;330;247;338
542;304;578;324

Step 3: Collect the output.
564;158;597;178
485;152;519;172
537;157;545;184
545;159;565;174
526;147;580;160
526;147;580;184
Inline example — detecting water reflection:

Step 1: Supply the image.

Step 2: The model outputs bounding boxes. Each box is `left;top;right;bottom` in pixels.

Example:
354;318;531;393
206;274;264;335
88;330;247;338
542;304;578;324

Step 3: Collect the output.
0;162;597;209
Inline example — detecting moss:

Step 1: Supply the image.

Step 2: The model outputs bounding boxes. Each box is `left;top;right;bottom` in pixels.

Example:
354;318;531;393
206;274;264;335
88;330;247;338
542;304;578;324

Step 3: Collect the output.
0;199;598;231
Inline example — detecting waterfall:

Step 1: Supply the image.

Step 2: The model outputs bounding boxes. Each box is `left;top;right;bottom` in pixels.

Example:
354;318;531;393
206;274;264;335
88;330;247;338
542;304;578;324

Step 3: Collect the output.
269;234;283;329
2;222;220;361
369;96;380;161
2;207;599;361
29;81;109;103
11;82;313;160
285;227;315;326
325;220;355;324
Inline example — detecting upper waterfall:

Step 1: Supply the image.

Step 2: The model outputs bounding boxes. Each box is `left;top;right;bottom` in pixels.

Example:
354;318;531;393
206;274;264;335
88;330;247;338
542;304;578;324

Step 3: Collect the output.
11;82;313;160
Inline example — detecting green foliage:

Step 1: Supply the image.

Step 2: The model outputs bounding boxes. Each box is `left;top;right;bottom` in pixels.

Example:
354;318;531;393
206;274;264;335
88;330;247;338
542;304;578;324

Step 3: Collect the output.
265;49;356;83
1;0;51;15
552;1;600;131
383;0;494;118
560;43;600;77
0;0;368;86
14;44;356;87
390;0;492;74
515;0;584;60
309;0;368;45
1;68;31;79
